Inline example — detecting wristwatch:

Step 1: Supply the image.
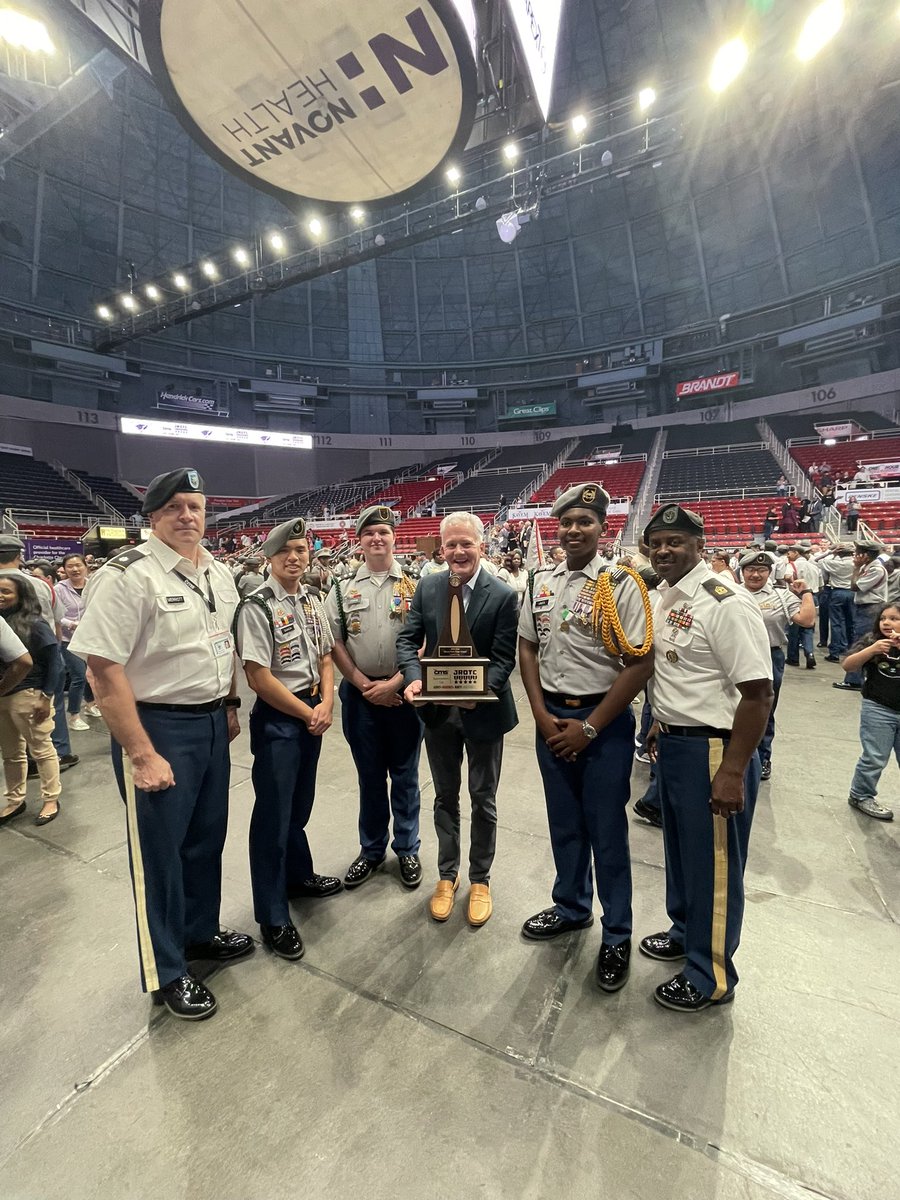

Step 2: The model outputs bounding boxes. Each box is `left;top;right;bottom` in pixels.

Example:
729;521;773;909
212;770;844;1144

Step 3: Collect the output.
224;697;241;709
581;720;598;741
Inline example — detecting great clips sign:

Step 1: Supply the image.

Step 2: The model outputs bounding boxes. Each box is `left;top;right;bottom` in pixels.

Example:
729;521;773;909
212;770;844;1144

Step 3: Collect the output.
675;371;741;399
140;0;478;206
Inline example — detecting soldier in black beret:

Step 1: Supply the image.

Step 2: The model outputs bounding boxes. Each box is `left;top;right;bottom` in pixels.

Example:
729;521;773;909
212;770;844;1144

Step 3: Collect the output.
140;467;205;516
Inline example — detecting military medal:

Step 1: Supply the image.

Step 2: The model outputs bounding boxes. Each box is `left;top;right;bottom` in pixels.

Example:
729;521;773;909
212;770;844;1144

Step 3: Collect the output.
560;606;572;632
350;617;361;635
666;649;679;663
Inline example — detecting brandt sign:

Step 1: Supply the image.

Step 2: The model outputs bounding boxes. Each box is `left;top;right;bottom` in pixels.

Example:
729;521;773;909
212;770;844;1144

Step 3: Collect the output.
675;372;741;398
140;0;478;206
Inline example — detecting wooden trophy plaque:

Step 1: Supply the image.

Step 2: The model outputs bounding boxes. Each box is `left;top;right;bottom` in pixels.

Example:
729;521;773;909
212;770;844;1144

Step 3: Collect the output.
413;573;498;704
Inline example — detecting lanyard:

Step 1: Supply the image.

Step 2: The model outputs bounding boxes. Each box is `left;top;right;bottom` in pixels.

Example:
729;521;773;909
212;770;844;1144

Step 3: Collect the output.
174;569;216;615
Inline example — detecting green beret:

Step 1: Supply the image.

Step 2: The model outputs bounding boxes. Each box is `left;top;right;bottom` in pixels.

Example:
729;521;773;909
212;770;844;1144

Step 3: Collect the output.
739;550;775;570
260;517;308;557
141;468;204;515
644;503;705;541
356;505;397;537
550;482;611;519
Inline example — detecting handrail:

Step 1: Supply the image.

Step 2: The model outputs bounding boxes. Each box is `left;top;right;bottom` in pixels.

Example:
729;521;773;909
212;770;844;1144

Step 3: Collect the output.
662;442;766;459
786;427;900;447
653;486;795;503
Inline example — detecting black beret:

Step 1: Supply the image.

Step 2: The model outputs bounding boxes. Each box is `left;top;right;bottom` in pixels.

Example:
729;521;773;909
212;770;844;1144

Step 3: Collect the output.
644;504;704;541
260;518;308;557
141;468;205;515
551;483;611;519
356;505;397;537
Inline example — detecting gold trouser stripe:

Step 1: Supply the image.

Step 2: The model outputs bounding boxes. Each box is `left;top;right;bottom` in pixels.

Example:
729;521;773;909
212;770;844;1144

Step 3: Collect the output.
708;739;730;1001
122;754;160;992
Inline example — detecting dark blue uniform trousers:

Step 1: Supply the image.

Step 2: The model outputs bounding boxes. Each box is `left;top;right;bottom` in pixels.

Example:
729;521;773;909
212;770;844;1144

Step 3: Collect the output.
657;734;760;999
536;700;634;941
110;707;230;993
339;679;422;860
828;588;856;658
249;695;322;927
759;646;785;765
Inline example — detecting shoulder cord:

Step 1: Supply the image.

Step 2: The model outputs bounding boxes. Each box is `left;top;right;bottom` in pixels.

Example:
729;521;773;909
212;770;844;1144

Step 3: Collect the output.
333;578;347;641
590;566;654;658
231;593;274;641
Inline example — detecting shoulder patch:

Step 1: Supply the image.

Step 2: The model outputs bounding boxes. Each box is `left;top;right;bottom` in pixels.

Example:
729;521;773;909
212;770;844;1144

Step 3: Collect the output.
702;579;734;602
106;546;147;573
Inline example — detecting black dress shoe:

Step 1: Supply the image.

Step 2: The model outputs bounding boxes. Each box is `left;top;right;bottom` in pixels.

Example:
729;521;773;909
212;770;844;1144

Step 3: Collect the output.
786;659;800;667
58;754;79;772
185;928;255;962
633;797;663;828
595;939;631;992
398;854;423;889
760;759;772;781
832;681;861;691
0;800;26;825
824;655;840;663
288;874;344;899
260;923;305;961
806;656;816;669
344;855;386;889
521;908;594;940
639;931;686;961
151;974;217;1020
654;972;734;1012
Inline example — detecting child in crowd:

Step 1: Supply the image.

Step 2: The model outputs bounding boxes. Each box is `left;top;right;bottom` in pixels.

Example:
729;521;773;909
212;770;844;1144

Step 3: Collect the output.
842;602;900;821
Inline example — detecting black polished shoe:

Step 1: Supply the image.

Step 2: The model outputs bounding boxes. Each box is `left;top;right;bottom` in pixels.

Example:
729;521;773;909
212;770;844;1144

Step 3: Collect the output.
58;754;80;773
343;855;386;889
185;928;255;962
261;923;305;961
521;908;594;941
633;797;663;828
639;931;686;961
595;939;631;992
786;659;800;667
654;972;734;1012
0;800;26;825
398;854;423;889
824;655;841;663
806;656;817;670
760;759;772;781
151;974;217;1020
832;681;861;691
288;874;344;899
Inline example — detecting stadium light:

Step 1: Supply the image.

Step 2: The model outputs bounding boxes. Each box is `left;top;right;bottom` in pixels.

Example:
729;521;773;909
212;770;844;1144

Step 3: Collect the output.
96;305;112;321
823;437;837;445
638;87;657;113
350;207;366;223
446;166;461;185
173;272;189;290
795;0;844;62
201;260;218;279
503;141;520;163
0;9;54;54
145;285;161;301
232;246;251;266
268;232;286;252
709;37;749;93
120;294;137;311
571;113;588;136
308;217;323;238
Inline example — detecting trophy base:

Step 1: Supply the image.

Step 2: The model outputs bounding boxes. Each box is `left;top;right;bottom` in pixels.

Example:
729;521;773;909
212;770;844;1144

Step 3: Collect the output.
413;657;498;704
411;695;499;706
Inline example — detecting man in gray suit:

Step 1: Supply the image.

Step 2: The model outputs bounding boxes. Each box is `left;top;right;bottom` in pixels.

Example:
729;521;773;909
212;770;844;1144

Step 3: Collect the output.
398;512;518;928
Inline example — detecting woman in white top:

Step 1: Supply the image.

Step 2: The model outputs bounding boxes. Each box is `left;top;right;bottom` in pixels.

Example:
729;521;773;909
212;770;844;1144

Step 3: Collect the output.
500;550;528;607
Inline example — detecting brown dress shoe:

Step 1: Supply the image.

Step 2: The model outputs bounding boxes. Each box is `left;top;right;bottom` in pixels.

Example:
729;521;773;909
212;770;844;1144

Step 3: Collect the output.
467;883;492;927
429;876;460;921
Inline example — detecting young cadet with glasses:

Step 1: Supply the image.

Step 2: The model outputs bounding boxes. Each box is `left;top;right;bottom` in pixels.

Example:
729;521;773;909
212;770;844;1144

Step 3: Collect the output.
325;505;423;892
517;484;654;993
70;469;252;1022
644;504;772;1013
234;517;339;964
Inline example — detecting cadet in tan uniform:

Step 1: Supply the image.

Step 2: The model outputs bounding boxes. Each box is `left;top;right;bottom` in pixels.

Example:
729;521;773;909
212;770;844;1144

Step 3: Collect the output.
234;517;338;963
324;505;423;891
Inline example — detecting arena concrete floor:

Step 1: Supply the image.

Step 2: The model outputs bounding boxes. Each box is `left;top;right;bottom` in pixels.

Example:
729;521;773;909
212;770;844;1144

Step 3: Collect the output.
1;659;898;1200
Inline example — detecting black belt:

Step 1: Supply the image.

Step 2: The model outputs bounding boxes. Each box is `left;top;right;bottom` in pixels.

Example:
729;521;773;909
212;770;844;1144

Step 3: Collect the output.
137;699;224;714
658;723;731;739
543;690;607;709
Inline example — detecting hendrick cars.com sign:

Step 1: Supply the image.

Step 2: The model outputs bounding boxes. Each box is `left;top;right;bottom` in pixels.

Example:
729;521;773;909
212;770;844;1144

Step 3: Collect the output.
675;372;741;399
140;0;478;206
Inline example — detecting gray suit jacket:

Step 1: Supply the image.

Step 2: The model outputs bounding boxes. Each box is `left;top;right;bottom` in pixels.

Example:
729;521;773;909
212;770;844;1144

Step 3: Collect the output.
396;569;519;742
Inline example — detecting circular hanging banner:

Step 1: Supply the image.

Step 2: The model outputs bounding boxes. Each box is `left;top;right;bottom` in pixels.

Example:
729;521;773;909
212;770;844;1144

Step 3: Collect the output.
140;0;478;207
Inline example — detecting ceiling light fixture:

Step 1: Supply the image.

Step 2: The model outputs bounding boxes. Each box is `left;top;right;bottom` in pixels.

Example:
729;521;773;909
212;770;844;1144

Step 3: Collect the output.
795;0;844;61
709;37;749;93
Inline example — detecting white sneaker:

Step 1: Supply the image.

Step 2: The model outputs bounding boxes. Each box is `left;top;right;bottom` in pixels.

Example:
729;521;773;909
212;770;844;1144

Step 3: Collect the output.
82;704;102;718
634;751;653;765
68;715;90;731
848;796;895;821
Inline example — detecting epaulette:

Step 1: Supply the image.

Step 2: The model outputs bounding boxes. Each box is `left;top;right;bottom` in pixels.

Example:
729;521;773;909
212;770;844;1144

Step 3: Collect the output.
606;567;628;586
253;586;275;603
702;579;735;602
106;546;148;573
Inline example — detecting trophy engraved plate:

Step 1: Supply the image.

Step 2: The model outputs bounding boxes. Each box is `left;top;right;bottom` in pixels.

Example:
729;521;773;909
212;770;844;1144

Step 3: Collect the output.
414;573;498;704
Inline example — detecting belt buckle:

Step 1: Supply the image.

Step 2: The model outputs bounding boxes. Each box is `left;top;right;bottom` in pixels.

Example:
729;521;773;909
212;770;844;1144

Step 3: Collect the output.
564;698;581;708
